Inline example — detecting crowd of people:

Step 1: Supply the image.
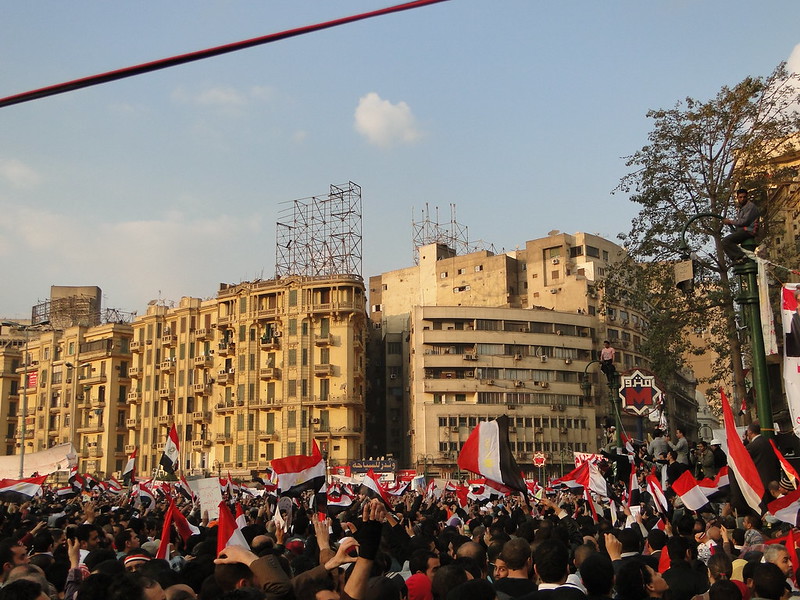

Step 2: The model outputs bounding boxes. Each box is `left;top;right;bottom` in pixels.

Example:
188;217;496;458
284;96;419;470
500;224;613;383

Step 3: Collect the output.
0;422;796;600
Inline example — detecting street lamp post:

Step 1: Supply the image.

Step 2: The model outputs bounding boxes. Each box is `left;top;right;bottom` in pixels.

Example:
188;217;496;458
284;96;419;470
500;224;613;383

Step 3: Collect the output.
678;216;772;437
581;359;622;449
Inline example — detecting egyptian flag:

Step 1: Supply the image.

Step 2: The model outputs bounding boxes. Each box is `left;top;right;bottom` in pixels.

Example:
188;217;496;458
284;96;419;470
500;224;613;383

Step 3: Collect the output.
0;475;47;503
455;485;469;509
387;481;409;496
136;480;156;508
767;487;800;526
457;415;526;494
698;466;730;499
721;389;764;514
122;448;137;485
219;477;229;495
106;477;123;495
467;478;513;500
551;462;589;490
646;470;670;514
84;474;99;490
671;470;709;512
425;479;438;500
216;501;249;555
271;440;326;497
359;469;394;508
771;439;799;491
55;486;76;499
160;424;180;475
627;462;640;507
176;476;195;502
325;483;354;516
69;466;84;494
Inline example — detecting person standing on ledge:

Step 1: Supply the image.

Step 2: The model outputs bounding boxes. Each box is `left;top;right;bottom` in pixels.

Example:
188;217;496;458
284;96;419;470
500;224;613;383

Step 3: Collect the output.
721;188;760;264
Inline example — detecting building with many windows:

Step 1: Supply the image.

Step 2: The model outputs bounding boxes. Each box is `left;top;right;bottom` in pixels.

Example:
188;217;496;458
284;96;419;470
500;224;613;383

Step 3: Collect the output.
127;275;367;479
369;231;668;477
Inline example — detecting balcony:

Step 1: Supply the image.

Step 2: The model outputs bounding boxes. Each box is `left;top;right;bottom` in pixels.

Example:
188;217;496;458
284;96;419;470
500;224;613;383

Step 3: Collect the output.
217;342;235;357
192;411;211;423
314;426;363;437
192;383;211;396
124;444;136;454
128;366;142;378
195;328;212;341
157;415;171;425
259;431;279;441
77;422;103;434
79;374;107;386
259;367;280;380
88;447;103;458
217;315;234;327
215;433;233;444
304;395;361;407
314;335;333;347
314;364;333;377
194;355;213;368
216;370;234;385
130;341;143;352
126;418;141;429
159;360;175;373
191;439;211;450
161;334;177;347
154;442;166;452
127;391;142;404
215;402;235;413
260;337;280;351
159;388;175;400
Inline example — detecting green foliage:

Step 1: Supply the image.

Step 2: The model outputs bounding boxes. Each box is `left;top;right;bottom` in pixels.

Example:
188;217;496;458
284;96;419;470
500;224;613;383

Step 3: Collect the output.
612;64;800;402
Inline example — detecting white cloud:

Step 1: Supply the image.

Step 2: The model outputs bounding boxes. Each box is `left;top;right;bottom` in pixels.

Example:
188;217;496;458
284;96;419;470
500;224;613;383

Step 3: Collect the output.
788;43;800;75
0;159;41;189
354;92;423;148
0;202;264;312
171;84;274;114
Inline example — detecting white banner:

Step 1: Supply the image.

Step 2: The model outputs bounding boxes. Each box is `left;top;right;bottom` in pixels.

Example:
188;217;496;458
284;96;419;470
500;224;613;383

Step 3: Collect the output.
781;284;800;436
758;259;778;355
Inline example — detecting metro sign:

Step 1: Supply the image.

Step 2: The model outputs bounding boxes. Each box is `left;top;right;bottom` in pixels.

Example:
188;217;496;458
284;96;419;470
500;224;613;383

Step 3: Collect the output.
618;369;662;416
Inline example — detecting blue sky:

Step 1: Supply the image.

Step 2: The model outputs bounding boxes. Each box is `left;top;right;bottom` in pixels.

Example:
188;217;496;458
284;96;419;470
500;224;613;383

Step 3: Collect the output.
1;1;799;318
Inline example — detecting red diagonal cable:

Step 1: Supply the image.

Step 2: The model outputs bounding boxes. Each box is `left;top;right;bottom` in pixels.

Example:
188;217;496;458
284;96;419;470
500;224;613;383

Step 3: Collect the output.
0;0;448;109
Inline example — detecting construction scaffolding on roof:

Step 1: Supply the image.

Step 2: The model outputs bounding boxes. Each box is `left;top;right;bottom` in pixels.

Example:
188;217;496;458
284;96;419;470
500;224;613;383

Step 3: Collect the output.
275;181;363;278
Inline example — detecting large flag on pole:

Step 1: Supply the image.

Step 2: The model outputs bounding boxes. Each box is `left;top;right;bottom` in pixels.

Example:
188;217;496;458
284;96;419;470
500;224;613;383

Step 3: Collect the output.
160;425;180;475
122;448;137;485
457;415;526;494
781;285;800;436
217;501;249;556
721;389;764;514
0;475;47;503
271;440;326;496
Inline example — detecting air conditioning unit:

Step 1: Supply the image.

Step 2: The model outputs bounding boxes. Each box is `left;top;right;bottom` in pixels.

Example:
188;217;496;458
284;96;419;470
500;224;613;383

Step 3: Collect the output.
465;371;474;378
550;289;558;294
535;427;543;434
540;355;548;363
389;374;397;380
539;381;549;389
565;358;572;365
551;258;560;265
514;381;525;388
312;418;320;424
550;404;558;411
451;426;459;433
514;354;523;361
488;380;495;386
558;404;566;412
509;427;517;433
560;427;568;434
463;353;478;361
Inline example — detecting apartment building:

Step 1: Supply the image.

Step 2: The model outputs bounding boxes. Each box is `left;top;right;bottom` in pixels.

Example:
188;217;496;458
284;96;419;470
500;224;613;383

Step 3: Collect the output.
369;232;660;476
0;322;133;477
127;274;367;479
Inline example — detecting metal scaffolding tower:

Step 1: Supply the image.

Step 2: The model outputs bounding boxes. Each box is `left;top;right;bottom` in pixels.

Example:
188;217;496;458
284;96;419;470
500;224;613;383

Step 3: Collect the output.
275;182;363;278
411;203;472;263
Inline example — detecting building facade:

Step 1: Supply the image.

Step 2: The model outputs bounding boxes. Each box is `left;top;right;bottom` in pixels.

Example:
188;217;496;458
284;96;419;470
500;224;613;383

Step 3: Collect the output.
127;275;367;479
369;232;674;476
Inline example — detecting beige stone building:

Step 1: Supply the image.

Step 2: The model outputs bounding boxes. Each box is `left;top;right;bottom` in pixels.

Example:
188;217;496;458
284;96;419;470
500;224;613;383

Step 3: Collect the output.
369;232;655;477
127;275;367;479
0;321;133;477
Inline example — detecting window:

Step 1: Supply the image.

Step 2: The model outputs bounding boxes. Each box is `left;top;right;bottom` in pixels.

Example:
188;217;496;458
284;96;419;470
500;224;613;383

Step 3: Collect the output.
440;272;448;279
288;319;297;336
603;250;609;261
474;265;483;272
457;268;466;275
387;342;402;354
288;290;297;307
546;247;562;259
551;270;559;280
288;349;297;366
586;245;600;258
239;297;247;313
569;246;583;258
